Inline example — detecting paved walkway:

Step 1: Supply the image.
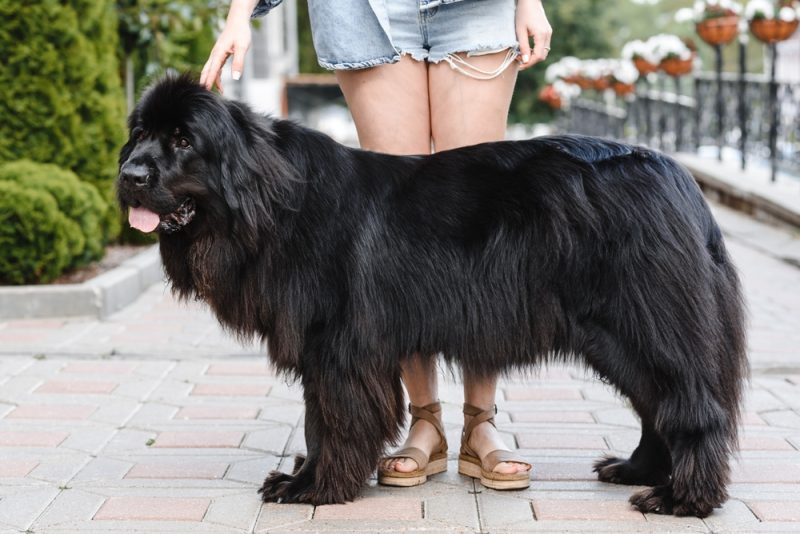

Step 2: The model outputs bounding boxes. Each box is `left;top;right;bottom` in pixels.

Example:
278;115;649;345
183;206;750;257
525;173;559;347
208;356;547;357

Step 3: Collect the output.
0;202;798;533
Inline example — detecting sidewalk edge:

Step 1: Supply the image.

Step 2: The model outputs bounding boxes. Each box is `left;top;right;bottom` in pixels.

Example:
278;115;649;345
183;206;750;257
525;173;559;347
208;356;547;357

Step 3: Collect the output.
0;245;163;320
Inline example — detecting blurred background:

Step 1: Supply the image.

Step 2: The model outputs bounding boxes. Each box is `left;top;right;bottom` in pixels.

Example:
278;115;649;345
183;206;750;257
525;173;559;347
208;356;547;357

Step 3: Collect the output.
0;0;798;288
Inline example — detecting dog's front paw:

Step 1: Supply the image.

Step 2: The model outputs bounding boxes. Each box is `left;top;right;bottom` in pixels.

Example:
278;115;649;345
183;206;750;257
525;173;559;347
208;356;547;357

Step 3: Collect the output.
594;456;669;486
258;470;296;503
630;484;719;518
629;485;674;515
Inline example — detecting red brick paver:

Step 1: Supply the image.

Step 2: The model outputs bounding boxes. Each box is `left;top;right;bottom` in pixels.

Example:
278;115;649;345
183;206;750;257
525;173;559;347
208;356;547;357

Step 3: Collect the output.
532;499;645;521
125;461;228;479
314;497;422;520
174;406;259;420
93;497;210;521
511;410;595;423
152;431;245;448
205;362;271;376
5;405;96;420
749;501;800;521
191;383;271;396
0;431;68;447
35;380;117;394
505;387;584;401
62;362;138;374
516;432;607;450
0;459;39;477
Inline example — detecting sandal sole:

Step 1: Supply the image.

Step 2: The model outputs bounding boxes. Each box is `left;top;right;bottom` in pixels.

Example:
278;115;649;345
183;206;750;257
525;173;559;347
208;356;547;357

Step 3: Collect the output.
378;456;448;487
458;457;531;490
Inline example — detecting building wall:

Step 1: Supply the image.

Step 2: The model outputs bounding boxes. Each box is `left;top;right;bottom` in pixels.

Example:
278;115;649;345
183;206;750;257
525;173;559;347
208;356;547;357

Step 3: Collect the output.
224;0;299;116
776;31;799;83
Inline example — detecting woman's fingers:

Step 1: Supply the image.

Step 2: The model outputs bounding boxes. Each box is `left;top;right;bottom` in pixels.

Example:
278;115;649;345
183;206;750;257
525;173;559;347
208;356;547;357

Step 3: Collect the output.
200;47;229;91
530;25;553;64
516;25;532;66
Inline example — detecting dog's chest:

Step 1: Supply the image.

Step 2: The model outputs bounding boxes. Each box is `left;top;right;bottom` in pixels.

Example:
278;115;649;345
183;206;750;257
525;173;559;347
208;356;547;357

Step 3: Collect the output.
188;238;216;301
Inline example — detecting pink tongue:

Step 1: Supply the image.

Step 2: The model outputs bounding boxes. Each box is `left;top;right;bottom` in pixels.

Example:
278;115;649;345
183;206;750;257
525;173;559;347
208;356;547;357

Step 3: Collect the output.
128;207;160;233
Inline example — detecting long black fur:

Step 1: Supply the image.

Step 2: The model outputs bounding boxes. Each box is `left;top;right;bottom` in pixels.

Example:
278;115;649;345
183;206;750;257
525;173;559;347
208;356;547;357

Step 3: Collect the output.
117;75;748;517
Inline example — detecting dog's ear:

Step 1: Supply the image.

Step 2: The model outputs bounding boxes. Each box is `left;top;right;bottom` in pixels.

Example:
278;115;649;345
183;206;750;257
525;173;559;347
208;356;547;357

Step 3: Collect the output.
213;100;293;252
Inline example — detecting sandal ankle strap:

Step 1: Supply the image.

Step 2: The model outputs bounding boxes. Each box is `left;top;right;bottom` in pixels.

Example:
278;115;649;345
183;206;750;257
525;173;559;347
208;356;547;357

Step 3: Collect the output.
409;402;447;453
461;403;497;442
461;403;497;458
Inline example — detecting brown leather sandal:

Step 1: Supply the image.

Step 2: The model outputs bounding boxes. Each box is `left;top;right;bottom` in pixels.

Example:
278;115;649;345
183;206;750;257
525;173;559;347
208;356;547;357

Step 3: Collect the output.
458;403;531;490
378;402;448;487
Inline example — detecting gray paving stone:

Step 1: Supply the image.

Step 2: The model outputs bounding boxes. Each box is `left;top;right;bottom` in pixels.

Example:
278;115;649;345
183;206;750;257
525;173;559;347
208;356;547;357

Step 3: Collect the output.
0;485;61;530
253;503;314;532
477;493;534;530
224;456;280;486
702;499;760;531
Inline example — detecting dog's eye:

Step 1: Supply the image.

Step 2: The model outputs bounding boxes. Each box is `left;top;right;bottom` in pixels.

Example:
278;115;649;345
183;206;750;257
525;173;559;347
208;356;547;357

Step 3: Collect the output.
134;129;145;142
178;138;191;149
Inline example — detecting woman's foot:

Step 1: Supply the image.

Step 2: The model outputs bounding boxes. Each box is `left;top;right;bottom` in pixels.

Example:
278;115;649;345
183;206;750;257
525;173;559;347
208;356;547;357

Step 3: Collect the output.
464;413;530;474
381;416;442;473
379;402;448;486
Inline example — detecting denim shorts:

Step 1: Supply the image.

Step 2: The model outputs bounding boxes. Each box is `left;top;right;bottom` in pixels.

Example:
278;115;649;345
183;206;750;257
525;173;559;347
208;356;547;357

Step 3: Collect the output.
307;0;519;71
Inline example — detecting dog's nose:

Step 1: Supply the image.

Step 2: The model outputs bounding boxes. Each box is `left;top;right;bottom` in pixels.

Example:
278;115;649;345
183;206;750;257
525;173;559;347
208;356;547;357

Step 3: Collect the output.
120;163;151;188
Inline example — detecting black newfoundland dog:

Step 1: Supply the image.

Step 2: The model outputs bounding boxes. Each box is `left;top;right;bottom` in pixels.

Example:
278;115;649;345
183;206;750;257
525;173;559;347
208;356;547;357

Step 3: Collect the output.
117;75;747;517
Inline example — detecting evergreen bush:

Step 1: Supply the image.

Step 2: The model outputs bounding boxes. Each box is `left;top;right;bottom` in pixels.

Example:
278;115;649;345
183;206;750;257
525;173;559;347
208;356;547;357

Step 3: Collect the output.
0;161;109;266
0;2;125;241
0;182;80;285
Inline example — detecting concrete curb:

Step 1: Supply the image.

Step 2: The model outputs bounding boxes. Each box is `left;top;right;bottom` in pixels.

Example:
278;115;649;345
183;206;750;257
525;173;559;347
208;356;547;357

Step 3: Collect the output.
674;154;800;232
0;245;163;320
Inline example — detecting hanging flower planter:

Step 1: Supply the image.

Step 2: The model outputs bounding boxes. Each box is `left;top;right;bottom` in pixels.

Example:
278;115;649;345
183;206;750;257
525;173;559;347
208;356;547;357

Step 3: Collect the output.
632;57;659;75
750;18;800;41
613;82;636;97
746;0;800;43
593;77;611;91
660;55;696;76
538;85;563;110
696;15;741;45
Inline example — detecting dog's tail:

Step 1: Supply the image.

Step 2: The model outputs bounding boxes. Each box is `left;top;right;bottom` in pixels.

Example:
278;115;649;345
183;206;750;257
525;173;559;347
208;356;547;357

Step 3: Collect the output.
706;214;749;429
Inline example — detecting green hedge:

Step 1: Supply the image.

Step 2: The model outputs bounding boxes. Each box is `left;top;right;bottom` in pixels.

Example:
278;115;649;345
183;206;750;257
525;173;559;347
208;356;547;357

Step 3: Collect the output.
0;2;125;241
0;181;82;285
0;160;109;266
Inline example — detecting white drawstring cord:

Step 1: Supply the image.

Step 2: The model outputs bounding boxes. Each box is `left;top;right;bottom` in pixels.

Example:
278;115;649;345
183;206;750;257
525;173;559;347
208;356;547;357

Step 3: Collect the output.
443;48;517;80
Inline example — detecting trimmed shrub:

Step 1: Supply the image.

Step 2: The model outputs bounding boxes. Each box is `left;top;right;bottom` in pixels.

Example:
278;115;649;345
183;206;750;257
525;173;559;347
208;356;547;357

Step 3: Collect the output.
0;182;81;285
0;160;109;266
0;2;125;241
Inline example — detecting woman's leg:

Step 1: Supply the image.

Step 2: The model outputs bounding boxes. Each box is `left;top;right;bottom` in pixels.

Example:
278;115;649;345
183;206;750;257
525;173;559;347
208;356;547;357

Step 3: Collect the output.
429;51;528;474
337;57;443;474
335;56;431;154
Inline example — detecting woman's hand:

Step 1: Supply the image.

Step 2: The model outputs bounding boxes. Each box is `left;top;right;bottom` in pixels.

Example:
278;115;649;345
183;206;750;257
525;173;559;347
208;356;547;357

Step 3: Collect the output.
200;1;257;93
515;0;553;70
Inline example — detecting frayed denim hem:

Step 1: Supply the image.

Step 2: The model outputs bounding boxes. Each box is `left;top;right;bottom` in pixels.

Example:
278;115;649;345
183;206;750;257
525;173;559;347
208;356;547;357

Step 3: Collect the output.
318;55;401;71
427;44;520;64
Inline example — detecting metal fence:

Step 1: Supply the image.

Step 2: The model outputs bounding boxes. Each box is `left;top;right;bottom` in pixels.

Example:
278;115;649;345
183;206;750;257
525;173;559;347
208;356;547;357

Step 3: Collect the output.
560;72;800;180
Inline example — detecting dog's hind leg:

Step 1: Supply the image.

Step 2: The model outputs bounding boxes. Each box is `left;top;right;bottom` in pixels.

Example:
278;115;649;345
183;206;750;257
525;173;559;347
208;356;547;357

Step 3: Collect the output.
594;418;671;486
578;324;673;488
628;389;736;518
259;344;406;505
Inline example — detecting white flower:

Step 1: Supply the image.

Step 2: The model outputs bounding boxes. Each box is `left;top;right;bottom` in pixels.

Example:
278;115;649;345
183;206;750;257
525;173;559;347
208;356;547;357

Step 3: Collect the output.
622;39;649;60
745;0;775;20
648;34;693;62
675;7;697;22
612;60;640;84
778;5;797;21
544;56;583;82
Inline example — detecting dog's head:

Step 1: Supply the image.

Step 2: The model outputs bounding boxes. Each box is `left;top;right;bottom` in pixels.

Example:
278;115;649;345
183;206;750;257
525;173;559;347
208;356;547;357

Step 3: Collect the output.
117;74;288;249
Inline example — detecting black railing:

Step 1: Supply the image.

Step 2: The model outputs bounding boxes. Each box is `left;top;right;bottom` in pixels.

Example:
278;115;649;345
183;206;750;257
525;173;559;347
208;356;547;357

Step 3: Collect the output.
560;72;800;180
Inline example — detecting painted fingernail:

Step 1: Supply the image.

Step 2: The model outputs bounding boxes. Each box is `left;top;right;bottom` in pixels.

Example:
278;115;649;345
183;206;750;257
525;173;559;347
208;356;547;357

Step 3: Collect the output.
522;54;530;63
232;71;241;81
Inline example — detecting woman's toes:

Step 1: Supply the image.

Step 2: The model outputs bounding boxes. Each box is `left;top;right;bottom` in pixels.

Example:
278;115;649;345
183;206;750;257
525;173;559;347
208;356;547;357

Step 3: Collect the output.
393;458;419;473
493;461;519;474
